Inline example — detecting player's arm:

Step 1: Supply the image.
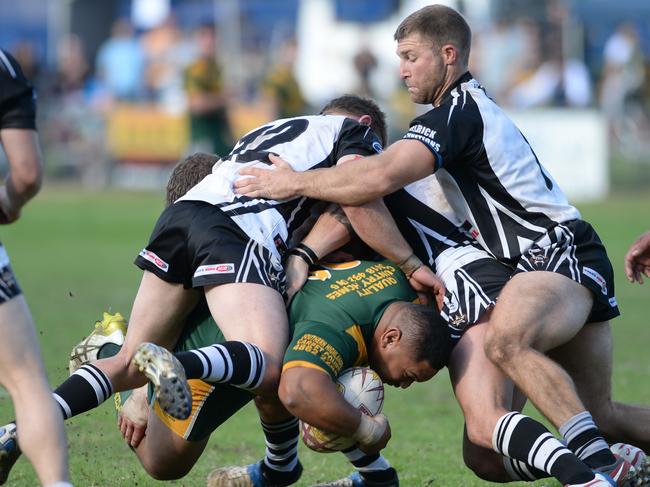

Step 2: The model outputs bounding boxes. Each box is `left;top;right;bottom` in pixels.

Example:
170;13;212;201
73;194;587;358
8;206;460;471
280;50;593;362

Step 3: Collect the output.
235;139;436;205
279;367;390;453
342;198;445;308
624;230;650;284
285;203;353;301
0;128;43;223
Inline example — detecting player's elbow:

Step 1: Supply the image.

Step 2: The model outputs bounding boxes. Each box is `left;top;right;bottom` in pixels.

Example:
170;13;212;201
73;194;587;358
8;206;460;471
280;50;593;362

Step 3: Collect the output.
278;374;308;417
11;153;43;197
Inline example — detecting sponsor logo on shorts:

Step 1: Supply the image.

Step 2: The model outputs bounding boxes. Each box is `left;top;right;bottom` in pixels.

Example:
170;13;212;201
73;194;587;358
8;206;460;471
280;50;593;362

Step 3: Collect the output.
194;264;235;277
139;249;169;272
609;297;618;308
582;266;607;295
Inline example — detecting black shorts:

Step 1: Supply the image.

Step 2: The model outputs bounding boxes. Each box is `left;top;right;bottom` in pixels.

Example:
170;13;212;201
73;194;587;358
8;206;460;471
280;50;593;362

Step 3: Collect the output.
0;244;22;303
513;219;619;323
435;243;512;343
134;201;286;294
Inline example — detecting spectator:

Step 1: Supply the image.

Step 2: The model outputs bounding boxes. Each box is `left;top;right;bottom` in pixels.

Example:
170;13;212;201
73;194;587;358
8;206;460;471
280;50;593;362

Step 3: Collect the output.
95;19;144;101
259;38;307;119
183;23;233;155
599;22;645;118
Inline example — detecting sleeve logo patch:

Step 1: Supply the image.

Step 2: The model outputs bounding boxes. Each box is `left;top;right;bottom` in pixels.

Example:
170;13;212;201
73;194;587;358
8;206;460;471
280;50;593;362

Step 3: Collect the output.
139;249;169;272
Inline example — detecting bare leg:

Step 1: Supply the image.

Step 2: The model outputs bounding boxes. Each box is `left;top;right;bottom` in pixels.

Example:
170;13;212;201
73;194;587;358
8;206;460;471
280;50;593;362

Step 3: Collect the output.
204;283;289;396
0;296;69;485
449;322;517;482
551;321;650;451
94;271;199;392
484;271;593;428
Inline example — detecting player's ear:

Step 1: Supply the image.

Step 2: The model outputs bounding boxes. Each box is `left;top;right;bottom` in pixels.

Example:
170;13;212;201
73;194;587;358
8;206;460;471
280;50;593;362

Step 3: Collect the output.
381;327;402;348
359;114;372;127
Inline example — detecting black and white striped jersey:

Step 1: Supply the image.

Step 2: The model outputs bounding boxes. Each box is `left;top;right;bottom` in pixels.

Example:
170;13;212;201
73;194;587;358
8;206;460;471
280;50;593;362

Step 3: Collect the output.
403;72;580;263
180;114;383;263
383;174;472;271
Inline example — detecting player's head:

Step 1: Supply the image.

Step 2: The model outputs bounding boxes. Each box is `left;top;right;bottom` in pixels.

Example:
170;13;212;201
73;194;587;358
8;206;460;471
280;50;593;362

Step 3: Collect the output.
370;302;453;389
165;152;220;206
394;5;471;104
320;95;387;147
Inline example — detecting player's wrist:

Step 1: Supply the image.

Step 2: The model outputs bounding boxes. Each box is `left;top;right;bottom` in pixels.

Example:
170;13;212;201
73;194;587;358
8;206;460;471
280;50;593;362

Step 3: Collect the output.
396;253;423;279
352;413;386;445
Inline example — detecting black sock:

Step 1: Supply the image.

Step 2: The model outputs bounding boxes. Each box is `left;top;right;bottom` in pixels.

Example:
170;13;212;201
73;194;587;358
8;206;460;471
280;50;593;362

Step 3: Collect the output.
259;417;301;485
52;364;113;419
342;447;397;485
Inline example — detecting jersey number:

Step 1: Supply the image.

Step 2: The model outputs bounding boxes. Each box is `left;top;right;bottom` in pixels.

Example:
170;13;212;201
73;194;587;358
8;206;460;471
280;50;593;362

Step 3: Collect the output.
230;119;309;164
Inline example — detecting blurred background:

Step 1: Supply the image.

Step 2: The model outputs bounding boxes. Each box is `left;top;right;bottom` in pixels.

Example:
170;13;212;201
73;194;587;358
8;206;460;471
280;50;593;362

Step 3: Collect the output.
1;0;649;200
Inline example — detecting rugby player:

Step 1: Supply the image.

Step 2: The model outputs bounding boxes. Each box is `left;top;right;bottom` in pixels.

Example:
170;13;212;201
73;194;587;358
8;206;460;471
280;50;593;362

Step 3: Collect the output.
624;231;650;284
0;48;72;487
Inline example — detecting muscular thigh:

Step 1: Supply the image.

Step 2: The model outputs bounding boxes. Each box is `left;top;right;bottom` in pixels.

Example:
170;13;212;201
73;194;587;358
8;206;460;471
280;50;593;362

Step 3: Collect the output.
205;283;289;361
120;271;200;357
490;271;593;352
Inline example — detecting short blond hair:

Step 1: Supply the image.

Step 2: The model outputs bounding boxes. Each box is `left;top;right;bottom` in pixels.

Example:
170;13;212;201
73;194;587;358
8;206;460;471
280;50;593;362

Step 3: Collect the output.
394;5;471;65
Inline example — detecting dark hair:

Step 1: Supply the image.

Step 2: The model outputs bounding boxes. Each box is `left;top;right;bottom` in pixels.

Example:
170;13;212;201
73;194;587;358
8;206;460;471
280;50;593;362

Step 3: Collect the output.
320;94;387;147
394;5;472;65
400;303;453;370
165;152;220;206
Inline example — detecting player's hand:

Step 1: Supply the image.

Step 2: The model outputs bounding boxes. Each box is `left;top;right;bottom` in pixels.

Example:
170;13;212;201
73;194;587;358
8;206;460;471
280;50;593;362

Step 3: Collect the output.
408;266;446;311
285;254;309;304
234;153;299;200
0;187;21;224
624;231;650;284
355;414;391;455
117;385;149;448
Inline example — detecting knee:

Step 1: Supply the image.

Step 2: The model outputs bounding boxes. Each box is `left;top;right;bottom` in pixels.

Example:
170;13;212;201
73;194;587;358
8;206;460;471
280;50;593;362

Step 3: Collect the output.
464;416;496;450
483;327;522;367
463;445;507;482
141;458;192;480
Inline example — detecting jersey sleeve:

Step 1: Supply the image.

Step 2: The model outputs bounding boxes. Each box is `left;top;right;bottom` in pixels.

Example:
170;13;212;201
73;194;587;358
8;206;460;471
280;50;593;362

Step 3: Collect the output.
283;321;363;380
0;50;36;130
403;105;481;172
334;118;383;162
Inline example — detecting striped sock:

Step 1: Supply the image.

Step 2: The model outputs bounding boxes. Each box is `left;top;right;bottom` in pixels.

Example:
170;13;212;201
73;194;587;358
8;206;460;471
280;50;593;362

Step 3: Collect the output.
559;411;617;468
342;447;397;485
493;412;595;485
52;364;113;419
502;456;549;481
175;341;266;391
260;417;301;482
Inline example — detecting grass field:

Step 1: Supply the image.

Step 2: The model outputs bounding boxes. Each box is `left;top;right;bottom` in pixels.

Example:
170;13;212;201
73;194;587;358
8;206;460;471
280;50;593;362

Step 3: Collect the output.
0;188;649;486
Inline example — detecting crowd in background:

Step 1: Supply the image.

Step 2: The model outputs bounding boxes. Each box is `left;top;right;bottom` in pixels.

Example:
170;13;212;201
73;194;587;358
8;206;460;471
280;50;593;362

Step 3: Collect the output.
2;0;650;187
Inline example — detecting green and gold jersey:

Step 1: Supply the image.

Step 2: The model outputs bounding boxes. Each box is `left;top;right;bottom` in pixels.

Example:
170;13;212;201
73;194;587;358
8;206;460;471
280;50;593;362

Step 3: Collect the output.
284;260;416;379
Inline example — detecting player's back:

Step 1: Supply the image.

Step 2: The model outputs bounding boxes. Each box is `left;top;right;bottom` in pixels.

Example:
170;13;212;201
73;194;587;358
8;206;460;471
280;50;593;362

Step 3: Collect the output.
180;114;381;263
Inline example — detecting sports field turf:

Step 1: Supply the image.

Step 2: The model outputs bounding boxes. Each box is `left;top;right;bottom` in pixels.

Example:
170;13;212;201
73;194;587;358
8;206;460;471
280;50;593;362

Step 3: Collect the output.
0;188;648;486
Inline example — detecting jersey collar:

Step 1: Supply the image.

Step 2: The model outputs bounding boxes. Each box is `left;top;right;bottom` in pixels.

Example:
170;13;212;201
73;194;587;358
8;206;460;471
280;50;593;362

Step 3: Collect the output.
437;71;473;106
